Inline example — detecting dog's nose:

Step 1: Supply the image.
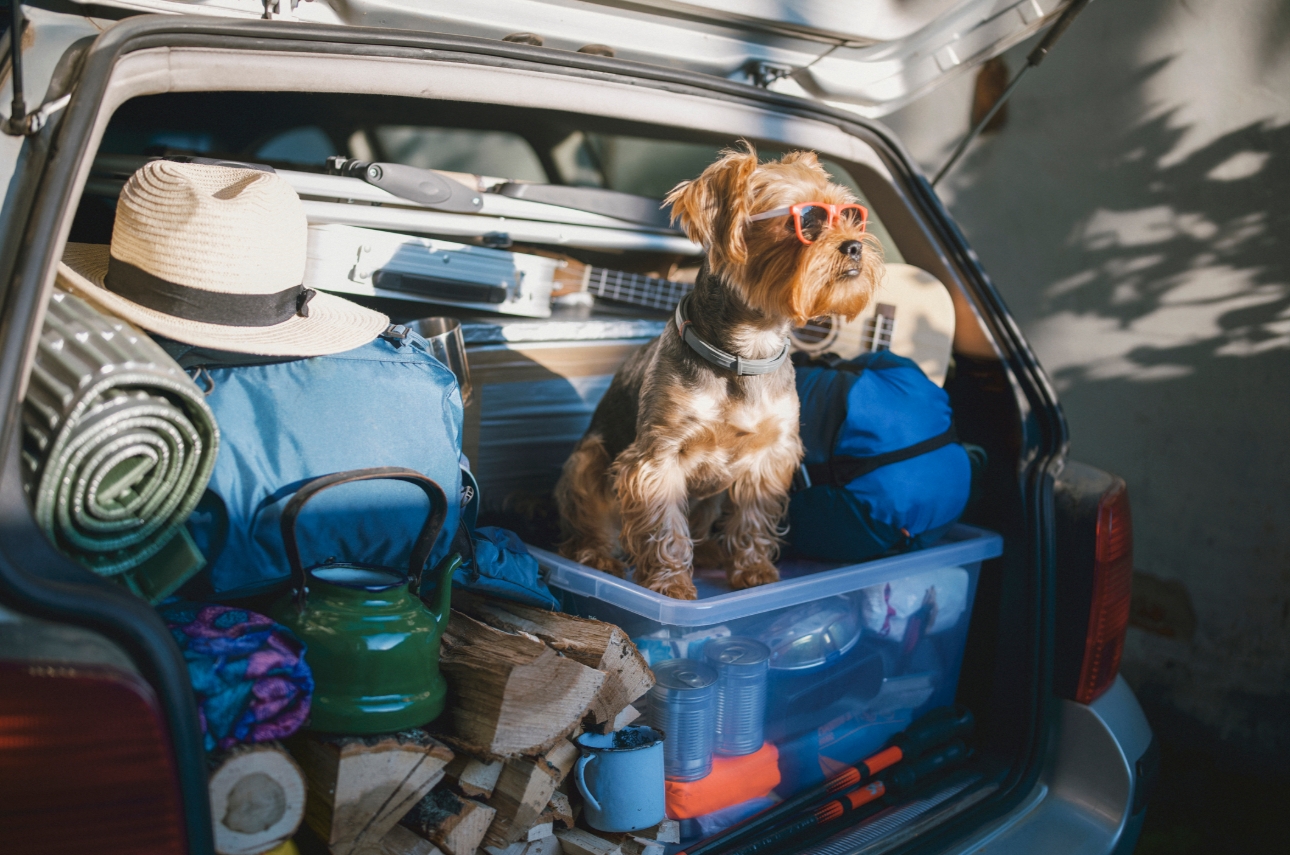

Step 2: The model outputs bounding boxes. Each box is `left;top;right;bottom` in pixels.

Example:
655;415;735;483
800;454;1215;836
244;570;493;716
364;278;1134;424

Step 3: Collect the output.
839;240;864;260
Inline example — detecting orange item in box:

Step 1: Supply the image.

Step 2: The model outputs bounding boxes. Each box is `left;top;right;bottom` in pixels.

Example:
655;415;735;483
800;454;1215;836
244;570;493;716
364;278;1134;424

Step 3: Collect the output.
665;742;781;819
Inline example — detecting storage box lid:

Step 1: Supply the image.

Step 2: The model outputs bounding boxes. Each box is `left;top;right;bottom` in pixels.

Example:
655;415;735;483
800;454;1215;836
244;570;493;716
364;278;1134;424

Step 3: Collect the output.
534;524;1003;627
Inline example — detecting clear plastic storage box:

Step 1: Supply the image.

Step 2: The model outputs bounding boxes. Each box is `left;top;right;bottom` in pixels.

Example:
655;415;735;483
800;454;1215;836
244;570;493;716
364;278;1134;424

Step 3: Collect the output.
531;525;1002;799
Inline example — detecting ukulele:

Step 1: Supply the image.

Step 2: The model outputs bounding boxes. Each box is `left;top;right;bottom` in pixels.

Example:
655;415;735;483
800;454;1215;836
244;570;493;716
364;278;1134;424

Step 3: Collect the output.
547;260;955;386
788;263;957;386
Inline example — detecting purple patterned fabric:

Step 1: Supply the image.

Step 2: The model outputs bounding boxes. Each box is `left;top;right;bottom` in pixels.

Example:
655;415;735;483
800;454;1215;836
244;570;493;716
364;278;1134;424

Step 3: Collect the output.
160;602;313;751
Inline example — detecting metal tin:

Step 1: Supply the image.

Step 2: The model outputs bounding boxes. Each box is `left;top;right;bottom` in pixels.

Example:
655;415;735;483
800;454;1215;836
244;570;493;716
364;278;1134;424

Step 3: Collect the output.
758;596;862;672
411;316;474;406
704;637;770;756
647;659;717;782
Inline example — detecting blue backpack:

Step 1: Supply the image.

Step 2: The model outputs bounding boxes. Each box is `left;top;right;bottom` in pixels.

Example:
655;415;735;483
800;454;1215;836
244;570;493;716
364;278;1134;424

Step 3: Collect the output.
161;328;557;607
788;351;973;562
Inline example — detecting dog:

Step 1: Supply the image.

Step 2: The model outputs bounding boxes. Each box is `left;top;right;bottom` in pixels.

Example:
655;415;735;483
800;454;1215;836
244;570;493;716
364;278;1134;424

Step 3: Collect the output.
555;145;884;599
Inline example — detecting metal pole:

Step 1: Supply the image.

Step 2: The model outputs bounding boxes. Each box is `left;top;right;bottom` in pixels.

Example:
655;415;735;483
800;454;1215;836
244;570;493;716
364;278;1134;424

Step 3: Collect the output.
8;1;27;132
931;65;1030;187
931;0;1094;188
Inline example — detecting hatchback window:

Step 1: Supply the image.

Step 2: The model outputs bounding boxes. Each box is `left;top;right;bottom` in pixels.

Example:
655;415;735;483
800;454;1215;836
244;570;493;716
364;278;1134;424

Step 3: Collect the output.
372;126;548;182
255;126;338;167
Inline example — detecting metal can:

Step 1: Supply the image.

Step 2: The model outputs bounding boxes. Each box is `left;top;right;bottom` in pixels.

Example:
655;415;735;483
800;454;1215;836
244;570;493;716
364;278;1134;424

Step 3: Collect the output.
647;658;717;782
704;637;770;756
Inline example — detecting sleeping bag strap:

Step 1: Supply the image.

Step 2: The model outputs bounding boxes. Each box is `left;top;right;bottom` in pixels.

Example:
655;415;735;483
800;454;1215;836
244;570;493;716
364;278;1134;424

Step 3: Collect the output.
808;426;959;487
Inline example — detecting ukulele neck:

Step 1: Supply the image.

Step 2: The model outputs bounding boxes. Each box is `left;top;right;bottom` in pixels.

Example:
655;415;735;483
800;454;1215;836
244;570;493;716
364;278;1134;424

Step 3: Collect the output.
559;264;694;311
863;303;897;352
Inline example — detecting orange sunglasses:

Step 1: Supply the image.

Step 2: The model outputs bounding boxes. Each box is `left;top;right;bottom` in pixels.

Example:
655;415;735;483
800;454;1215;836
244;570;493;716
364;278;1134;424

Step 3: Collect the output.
748;202;869;245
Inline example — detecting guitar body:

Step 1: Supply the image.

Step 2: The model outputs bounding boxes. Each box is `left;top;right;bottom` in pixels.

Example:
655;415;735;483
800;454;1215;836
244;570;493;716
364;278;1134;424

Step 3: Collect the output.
789;263;956;385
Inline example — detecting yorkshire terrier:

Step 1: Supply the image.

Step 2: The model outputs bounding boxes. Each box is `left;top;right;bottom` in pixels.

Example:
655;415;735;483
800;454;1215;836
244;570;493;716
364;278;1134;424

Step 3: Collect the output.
555;145;884;599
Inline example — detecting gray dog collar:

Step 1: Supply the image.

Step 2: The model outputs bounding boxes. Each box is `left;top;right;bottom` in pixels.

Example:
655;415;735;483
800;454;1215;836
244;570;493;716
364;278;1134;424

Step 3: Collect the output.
674;294;791;376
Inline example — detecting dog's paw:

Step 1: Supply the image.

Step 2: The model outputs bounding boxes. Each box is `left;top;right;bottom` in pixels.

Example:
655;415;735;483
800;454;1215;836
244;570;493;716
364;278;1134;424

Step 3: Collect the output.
647;573;699;600
728;561;780;590
576;550;627;578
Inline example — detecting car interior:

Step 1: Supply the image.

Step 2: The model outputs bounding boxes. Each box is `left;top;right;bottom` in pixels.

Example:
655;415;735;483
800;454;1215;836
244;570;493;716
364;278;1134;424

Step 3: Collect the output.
17;37;1054;852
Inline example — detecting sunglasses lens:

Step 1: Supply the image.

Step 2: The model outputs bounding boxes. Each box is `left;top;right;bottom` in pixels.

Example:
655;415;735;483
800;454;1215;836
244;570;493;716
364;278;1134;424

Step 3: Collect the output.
840;206;867;228
797;206;829;241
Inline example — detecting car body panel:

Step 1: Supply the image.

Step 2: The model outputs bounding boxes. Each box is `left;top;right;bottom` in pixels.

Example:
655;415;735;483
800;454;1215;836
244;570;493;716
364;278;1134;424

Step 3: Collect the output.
0;8;1146;854
953;677;1151;854
59;0;1075;115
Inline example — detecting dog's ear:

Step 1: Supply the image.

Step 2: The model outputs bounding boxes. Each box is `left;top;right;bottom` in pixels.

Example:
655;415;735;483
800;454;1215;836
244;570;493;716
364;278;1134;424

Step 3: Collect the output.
665;145;759;272
780;150;822;170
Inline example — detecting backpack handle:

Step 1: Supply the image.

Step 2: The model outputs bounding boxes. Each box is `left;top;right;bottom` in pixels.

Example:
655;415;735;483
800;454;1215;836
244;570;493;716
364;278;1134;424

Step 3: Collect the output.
280;467;448;610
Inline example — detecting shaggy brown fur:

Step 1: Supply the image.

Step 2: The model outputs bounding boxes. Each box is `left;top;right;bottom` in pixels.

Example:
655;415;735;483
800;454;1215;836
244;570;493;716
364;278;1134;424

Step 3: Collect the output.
555;145;884;599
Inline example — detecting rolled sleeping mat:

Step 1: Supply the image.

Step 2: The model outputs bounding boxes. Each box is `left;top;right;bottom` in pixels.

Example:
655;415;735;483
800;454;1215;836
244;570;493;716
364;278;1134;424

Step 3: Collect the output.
21;288;219;578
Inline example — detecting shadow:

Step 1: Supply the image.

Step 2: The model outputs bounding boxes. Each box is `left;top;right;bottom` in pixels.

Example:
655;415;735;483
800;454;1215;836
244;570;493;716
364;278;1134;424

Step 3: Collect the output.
1026;113;1290;385
917;0;1290;843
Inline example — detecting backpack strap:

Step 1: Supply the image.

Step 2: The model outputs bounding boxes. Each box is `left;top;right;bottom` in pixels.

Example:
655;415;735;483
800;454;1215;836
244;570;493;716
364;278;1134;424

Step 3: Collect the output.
806;425;959;488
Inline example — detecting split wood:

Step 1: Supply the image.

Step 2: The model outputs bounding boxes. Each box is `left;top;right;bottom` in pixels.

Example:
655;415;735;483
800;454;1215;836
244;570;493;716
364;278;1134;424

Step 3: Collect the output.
443;755;504;799
288;731;452;855
453;593;654;732
439;611;605;757
484;740;577;848
372;824;444;855
401;787;496;855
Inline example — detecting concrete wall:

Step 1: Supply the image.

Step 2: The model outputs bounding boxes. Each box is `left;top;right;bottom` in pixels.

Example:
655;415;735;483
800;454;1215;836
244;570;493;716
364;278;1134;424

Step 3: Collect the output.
880;0;1290;762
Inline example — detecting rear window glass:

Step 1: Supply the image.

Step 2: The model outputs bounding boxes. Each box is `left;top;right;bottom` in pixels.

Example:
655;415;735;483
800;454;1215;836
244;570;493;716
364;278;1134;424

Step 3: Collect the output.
546;132;900;260
372;127;548;183
255;126;338;166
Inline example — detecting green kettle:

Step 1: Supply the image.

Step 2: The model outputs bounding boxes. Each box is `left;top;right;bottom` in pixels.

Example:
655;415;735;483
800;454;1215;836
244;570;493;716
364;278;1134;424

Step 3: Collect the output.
270;467;457;735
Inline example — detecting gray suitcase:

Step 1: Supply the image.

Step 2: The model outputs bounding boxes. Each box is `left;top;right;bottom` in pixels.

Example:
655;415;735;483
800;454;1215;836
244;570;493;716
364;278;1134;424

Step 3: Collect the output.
304;223;560;318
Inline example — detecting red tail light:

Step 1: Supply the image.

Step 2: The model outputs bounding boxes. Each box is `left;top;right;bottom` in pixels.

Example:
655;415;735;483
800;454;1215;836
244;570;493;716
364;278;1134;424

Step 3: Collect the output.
0;660;187;855
1074;484;1133;704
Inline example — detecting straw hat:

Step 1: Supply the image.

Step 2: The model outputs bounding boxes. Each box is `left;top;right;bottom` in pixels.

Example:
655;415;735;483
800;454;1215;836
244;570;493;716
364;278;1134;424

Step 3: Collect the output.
58;160;388;357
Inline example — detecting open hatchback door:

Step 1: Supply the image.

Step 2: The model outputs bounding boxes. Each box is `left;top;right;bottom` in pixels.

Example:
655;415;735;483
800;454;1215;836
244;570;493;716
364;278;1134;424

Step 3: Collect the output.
64;0;1073;116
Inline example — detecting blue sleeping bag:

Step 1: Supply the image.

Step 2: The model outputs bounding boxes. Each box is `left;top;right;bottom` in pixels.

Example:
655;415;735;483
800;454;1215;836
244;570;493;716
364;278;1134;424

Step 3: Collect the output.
789;351;972;562
162;328;556;606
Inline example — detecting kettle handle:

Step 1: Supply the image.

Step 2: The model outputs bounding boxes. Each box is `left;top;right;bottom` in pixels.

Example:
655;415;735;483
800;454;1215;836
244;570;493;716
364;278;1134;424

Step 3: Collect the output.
280;467;449;610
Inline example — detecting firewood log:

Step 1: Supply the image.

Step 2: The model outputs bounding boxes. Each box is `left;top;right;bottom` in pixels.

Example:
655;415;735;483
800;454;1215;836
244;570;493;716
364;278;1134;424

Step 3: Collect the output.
599;821;680;855
370;824;444;855
485;834;563;855
556;828;622;855
401;788;496;855
443;754;504;799
208;743;306;855
617;839;663;855
288;731;453;855
639;820;680;844
439;612;604;757
483;755;561;848
543;792;574;830
608;706;640;732
453;594;653;731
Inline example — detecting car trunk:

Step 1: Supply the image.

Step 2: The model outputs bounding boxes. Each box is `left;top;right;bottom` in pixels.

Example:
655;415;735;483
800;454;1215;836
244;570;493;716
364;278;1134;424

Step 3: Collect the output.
3;14;1066;855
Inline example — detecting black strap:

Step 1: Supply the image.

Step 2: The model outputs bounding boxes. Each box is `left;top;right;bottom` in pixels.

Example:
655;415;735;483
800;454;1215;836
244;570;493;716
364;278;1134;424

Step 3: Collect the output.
106;256;315;327
807;426;959;487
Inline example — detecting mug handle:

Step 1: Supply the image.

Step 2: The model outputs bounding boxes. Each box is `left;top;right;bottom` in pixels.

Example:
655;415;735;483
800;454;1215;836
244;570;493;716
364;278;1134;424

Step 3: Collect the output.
574;753;602;814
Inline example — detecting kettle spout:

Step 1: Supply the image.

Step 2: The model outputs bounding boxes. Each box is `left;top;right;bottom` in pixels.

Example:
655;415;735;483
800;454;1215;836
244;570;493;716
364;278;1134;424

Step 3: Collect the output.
421;552;462;632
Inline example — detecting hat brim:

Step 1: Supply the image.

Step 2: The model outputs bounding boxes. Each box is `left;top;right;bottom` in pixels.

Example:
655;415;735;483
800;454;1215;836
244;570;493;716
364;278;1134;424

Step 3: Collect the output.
59;243;389;358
